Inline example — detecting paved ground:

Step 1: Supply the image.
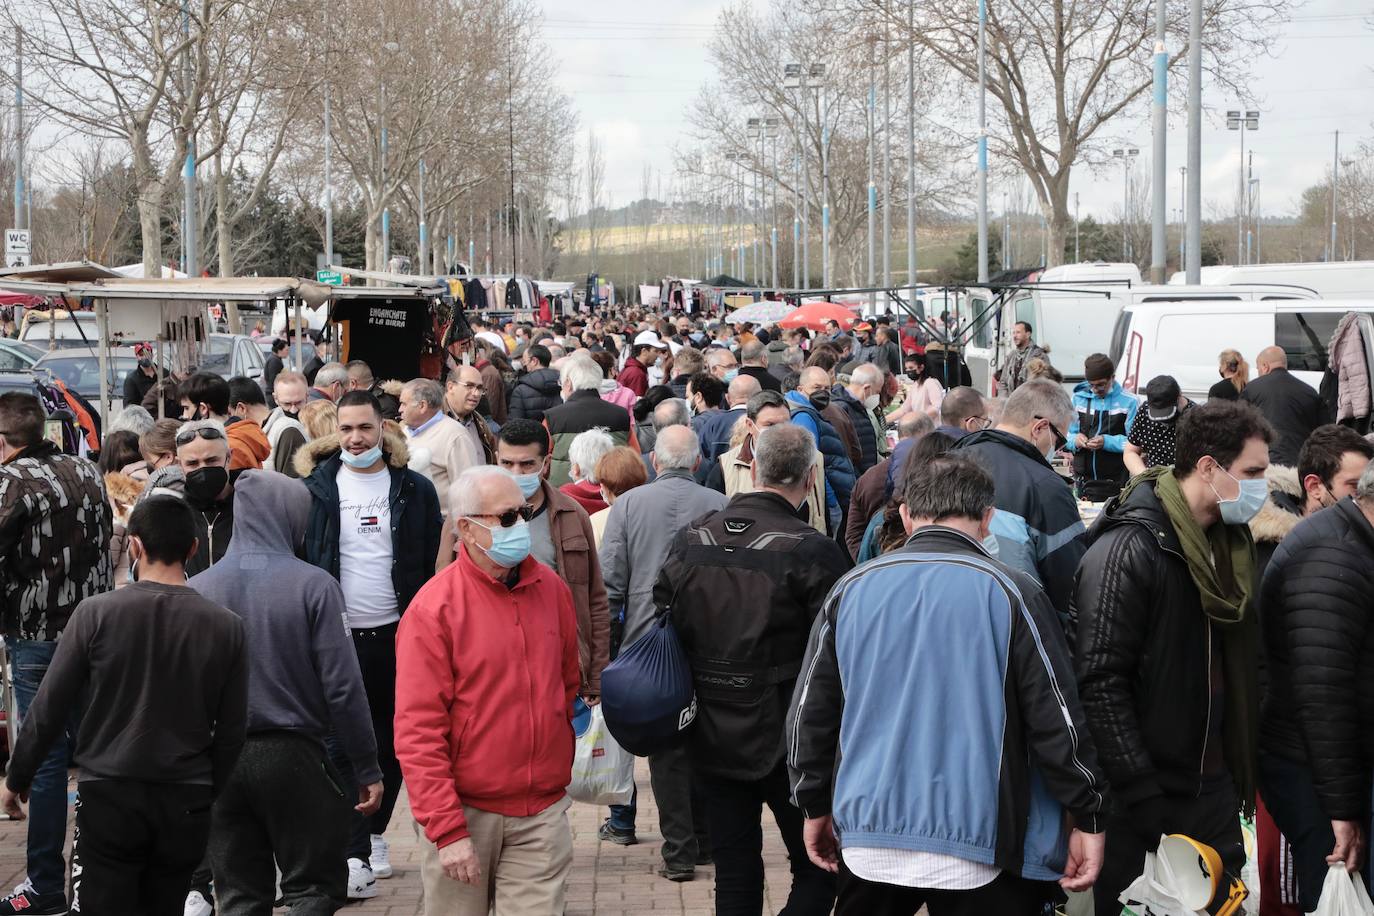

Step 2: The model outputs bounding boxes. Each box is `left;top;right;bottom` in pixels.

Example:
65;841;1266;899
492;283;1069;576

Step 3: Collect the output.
0;759;803;915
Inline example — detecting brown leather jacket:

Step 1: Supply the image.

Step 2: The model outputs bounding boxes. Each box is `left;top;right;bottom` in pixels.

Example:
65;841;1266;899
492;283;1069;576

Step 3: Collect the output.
539;481;611;695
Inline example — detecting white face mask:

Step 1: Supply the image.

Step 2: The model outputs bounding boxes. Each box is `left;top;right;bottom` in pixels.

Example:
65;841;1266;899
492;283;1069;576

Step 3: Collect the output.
862;393;880;410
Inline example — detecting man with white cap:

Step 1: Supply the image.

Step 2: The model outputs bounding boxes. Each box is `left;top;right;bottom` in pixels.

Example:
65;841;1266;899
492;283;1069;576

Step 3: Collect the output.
617;332;668;398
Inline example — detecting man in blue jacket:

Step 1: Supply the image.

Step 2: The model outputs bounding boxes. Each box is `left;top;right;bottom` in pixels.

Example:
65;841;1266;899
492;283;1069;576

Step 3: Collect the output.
1066;353;1139;502
787;454;1108;913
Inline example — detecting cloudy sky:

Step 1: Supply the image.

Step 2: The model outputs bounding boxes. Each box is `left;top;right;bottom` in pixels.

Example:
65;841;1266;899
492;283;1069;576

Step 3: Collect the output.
540;0;1374;224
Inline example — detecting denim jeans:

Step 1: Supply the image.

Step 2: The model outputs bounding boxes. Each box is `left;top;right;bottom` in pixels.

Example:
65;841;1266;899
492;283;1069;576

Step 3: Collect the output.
607;787;637;832
7;637;79;898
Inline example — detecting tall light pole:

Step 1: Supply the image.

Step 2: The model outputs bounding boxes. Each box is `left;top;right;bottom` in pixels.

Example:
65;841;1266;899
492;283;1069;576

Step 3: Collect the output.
323;79;334;268
976;0;988;283
1248;176;1259;264
417;160;428;274
906;0;917;299
1179;166;1186;270
1329;130;1339;262
1185;0;1201;283
181;0;197;276
767;118;780;291
1113;148;1139;261
1149;0;1167;282
867;37;877;309
1226;109;1258;265
747;117;762;286
12;27;24;232
881;9;892;294
816;63;830;290
785;63;827;289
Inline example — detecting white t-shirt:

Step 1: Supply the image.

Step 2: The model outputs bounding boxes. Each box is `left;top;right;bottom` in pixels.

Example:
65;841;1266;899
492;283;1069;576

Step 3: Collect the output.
843;847;999;891
336;464;397;628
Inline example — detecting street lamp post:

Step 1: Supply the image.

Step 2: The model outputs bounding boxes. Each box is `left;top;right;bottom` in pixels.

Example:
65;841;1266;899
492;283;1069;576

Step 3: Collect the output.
13;27;24;233
784;62;828;290
1074;192;1080;262
1330;130;1339;262
906;0;917;299
1113;148;1139;261
1179;166;1186;270
1226;109;1259;265
976;0;988;284
766;118;780;292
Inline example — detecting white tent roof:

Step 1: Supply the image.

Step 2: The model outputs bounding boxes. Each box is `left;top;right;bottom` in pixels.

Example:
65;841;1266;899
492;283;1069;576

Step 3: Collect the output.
112;263;189;279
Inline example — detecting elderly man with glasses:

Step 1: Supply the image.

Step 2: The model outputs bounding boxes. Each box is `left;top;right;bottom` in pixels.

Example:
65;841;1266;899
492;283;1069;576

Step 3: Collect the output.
396;465;581;916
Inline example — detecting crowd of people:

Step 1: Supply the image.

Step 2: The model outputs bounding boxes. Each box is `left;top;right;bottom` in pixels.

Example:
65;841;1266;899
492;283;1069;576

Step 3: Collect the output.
0;303;1370;916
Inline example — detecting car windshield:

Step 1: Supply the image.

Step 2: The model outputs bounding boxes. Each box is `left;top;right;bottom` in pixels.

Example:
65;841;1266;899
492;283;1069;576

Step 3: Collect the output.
198;336;234;373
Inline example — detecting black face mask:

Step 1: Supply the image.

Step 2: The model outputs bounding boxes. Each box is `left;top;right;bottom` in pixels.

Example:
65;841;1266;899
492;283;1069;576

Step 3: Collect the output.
282;409;300;421
184;466;229;507
808;391;831;412
906;370;921;381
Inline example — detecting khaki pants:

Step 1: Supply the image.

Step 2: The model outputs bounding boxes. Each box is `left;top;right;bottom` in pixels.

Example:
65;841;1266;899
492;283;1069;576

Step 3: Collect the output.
416;796;573;916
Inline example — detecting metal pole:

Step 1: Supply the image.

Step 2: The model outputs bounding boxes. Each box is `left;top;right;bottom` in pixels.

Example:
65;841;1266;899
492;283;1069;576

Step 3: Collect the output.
1003;191;1010;269
793;152;801;289
867;38;877;310
1185;0;1201;282
181;0;197;276
1237;126;1244;265
418;160;428;275
1122;157;1129;260
882;10;892;295
1245;152;1252;266
821;85;831;289
976;0;988;284
800;94;811;288
324;82;334;267
13;27;23;231
381;85;389;268
1329;130;1339;262
1179;166;1186;270
756;129;764;286
1149;0;1167;282
771;132;779;290
906;0;917;298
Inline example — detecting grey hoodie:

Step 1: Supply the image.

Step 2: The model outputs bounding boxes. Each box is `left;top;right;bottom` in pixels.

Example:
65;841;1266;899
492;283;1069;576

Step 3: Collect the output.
188;470;381;784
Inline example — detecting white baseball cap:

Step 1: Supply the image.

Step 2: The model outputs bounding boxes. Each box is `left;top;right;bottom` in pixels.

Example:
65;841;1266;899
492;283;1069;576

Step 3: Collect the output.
633;330;669;350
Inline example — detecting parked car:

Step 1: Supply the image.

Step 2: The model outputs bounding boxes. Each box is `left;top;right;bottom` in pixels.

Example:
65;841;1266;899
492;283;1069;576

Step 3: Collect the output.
1111;299;1374;400
0;339;45;371
200;333;266;386
31;347;170;417
18;310;101;350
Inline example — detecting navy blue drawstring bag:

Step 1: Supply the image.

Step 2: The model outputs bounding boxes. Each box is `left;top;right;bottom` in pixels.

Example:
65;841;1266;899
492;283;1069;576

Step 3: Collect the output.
599;612;697;757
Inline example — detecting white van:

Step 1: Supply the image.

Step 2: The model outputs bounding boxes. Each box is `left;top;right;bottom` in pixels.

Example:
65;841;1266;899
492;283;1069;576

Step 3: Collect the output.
1110;299;1374;400
1168;261;1374;299
991;282;1317;391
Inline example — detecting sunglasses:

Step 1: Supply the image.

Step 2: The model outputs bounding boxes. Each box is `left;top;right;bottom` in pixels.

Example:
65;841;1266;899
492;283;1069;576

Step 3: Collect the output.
1035;416;1068;451
175;426;226;447
470;506;534;528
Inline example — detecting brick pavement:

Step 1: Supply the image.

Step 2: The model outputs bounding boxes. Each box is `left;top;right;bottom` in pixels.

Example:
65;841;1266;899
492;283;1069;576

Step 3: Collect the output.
0;759;804;915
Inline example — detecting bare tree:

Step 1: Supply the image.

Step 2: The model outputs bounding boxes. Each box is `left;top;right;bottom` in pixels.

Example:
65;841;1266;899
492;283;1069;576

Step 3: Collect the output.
817;0;1292;266
585;132;606;267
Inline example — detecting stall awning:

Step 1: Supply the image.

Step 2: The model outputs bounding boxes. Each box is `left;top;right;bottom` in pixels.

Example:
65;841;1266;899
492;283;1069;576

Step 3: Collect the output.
0;261;123;282
67;277;332;303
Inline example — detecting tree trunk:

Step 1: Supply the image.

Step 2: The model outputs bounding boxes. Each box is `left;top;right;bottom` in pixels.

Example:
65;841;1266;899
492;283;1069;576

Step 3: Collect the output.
215;155;234;278
136;181;163;277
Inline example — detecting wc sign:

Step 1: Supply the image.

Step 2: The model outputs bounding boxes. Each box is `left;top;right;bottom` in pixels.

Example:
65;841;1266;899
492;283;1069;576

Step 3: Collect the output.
5;229;30;268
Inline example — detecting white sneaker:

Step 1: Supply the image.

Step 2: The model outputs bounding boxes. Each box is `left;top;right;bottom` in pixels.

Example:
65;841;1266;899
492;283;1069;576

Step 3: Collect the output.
346;858;378;900
370;834;393;879
183;889;213;916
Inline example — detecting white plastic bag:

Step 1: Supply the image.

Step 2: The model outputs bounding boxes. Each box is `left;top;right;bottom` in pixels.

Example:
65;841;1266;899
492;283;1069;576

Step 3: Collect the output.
1313;863;1374;916
1119;842;1199;915
567;705;635;806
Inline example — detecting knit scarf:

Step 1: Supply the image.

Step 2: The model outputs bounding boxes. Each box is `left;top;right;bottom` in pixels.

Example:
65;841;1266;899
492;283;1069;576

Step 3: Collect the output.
1121;466;1259;814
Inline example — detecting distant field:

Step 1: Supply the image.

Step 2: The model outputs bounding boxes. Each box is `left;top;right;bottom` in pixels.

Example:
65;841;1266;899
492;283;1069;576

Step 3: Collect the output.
555;222;966;289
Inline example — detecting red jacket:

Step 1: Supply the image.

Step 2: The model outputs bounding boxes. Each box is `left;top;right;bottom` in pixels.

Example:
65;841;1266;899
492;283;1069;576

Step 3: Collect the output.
395;545;581;849
559;479;608;516
616;357;649;397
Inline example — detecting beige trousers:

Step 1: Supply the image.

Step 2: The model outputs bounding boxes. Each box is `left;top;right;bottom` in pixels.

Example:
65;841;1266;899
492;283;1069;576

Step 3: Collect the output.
416;796;573;916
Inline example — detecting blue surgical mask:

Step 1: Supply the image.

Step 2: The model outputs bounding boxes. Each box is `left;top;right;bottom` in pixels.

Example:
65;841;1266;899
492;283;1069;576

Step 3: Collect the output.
1209;464;1268;525
982;533;1000;559
723;368;739;383
470;518;532;568
339;444;383;469
514;472;542;498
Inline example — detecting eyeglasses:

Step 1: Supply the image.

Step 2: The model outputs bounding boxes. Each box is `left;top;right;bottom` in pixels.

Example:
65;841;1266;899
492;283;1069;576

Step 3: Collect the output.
468;506;534;528
968;415;993;431
175;426;226;447
1034;416;1068;451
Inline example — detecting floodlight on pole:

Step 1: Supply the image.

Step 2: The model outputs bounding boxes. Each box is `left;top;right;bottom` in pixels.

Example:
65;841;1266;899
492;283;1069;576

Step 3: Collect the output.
1226;109;1259;264
1113;148;1139;261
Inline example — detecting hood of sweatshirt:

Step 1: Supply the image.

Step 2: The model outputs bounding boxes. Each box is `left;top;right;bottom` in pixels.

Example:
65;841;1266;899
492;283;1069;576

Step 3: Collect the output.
226;469;311;555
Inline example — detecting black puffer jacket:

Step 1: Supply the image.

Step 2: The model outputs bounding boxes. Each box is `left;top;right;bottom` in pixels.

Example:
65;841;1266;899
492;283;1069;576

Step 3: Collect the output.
507;367;562;423
1072;478;1239;806
1259;498;1374;820
831;385;879;474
